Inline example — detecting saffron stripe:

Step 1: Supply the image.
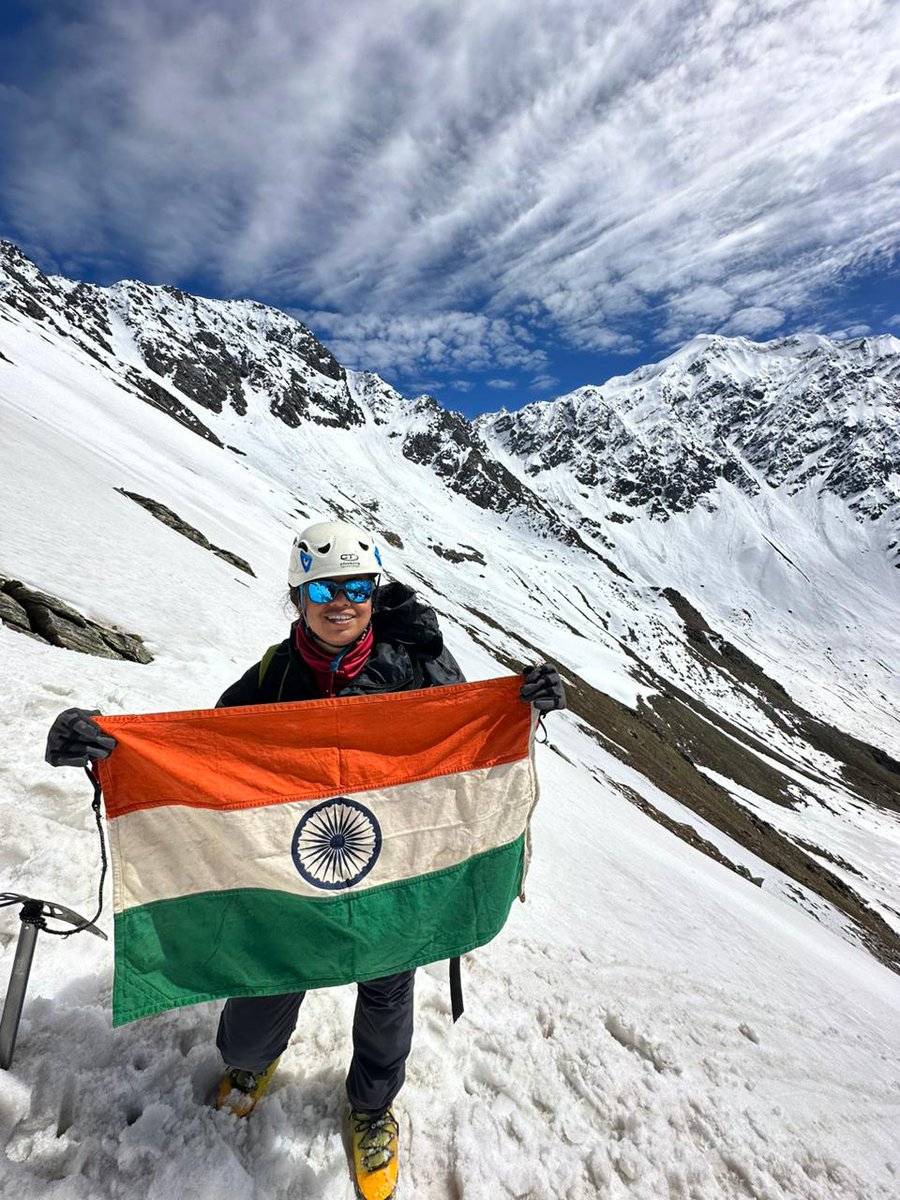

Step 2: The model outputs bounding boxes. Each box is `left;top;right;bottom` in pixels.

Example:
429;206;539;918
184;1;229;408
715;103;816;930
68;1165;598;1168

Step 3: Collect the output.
112;834;526;1026
96;675;529;816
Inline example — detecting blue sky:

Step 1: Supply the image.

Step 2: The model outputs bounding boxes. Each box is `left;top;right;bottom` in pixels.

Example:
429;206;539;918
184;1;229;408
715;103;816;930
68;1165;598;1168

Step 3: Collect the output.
1;0;899;419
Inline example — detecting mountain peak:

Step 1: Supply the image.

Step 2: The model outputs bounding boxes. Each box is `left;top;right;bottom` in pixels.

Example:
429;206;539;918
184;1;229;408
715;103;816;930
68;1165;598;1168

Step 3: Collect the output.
479;333;900;545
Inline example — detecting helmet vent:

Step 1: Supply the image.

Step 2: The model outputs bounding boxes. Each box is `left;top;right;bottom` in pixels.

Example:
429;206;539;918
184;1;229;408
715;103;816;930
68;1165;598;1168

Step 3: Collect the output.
288;521;382;587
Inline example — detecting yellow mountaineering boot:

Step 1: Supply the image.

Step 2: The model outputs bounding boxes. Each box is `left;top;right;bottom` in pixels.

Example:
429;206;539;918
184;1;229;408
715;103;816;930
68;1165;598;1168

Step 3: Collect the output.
215;1057;280;1117
348;1106;400;1200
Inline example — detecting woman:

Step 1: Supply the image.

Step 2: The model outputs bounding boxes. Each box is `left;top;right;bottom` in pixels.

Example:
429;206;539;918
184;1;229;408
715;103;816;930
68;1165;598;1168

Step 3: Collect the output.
46;519;565;1200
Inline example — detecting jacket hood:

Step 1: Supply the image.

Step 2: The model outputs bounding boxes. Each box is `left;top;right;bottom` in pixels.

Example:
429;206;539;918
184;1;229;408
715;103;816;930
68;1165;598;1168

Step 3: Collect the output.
372;581;444;657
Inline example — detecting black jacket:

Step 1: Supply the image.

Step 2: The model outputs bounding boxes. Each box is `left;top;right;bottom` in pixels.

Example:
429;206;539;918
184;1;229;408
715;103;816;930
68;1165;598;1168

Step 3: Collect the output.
217;581;465;707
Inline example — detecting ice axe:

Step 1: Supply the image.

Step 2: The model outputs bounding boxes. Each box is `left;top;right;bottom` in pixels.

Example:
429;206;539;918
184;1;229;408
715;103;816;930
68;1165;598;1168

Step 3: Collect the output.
0;893;107;1069
1;767;109;1070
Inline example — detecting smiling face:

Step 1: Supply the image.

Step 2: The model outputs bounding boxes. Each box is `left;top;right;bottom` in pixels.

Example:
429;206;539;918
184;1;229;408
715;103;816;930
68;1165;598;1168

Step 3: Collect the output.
302;581;374;650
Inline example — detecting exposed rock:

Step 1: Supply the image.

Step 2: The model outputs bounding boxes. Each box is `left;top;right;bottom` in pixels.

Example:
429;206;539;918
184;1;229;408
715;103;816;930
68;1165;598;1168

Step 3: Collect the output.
28;604;122;660
109;279;363;429
662;588;900;812
115;488;255;576
125;368;224;447
617;785;764;887
478;333;900;550
0;588;31;632
430;543;486;565
0;577;153;662
452;601;900;976
399;394;615;561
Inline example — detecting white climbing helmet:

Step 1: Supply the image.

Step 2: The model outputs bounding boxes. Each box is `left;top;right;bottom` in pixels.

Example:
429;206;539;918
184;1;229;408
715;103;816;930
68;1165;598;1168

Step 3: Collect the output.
288;520;383;586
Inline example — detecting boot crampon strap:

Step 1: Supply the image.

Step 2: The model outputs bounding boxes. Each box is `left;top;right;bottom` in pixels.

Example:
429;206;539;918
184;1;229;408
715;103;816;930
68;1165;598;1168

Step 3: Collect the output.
350;1107;399;1200
215;1057;280;1118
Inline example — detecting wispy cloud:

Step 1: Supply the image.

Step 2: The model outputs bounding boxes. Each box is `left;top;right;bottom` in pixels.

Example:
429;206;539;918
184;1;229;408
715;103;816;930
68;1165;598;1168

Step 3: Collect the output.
828;323;875;340
718;306;786;338
530;374;560;392
297;310;546;380
1;0;898;379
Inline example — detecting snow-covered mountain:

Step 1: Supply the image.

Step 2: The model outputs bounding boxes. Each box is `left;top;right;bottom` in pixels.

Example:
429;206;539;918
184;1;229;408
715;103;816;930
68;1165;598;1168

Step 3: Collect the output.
477;333;900;754
1;242;899;1198
478;333;900;535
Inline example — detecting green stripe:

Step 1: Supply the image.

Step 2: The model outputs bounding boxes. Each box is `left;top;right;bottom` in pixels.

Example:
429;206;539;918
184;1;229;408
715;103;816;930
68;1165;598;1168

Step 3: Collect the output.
112;834;525;1025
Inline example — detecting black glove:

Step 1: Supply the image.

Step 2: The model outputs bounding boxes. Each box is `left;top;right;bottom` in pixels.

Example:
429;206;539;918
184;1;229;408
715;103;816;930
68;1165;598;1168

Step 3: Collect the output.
520;664;566;713
45;708;117;767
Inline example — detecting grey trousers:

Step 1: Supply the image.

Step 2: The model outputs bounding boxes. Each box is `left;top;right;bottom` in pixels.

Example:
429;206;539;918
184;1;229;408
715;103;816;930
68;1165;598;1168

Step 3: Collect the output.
215;970;415;1114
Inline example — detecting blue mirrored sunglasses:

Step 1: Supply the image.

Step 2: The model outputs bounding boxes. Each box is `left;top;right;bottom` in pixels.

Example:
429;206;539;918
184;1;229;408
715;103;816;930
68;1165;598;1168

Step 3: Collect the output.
305;578;376;604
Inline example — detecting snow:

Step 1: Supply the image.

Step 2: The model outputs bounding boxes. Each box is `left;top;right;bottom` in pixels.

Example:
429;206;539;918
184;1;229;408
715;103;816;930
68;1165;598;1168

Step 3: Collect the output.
2;287;900;1199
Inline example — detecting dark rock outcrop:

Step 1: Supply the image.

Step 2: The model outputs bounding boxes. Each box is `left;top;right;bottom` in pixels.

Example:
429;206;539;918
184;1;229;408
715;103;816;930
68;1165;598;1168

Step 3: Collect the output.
125;369;224;446
0;577;153;663
115;489;255;575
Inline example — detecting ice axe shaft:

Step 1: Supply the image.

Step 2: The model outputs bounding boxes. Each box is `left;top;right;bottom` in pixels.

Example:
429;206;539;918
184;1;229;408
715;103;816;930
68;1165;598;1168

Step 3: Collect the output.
0;901;41;1070
0;895;106;1070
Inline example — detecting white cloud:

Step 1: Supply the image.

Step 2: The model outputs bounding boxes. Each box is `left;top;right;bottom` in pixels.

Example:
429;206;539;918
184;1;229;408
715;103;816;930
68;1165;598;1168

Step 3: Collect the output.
828;323;874;340
718;306;786;337
297;309;546;379
2;0;899;370
486;379;516;390
407;380;444;394
530;374;560;391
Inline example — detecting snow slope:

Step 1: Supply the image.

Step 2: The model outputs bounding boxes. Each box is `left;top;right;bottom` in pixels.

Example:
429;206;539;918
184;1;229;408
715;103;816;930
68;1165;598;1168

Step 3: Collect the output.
1;275;899;1199
477;334;900;756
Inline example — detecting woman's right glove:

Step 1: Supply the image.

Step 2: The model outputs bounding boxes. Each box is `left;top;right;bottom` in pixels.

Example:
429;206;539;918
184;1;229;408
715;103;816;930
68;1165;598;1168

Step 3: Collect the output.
45;708;117;767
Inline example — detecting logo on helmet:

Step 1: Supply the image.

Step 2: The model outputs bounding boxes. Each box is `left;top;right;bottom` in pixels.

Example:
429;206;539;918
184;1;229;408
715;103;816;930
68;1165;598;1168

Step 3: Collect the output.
300;550;313;573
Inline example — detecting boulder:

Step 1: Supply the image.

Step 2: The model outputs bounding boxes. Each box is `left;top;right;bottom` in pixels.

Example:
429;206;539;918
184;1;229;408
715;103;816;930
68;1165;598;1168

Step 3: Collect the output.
0;588;31;633
0;577;153;663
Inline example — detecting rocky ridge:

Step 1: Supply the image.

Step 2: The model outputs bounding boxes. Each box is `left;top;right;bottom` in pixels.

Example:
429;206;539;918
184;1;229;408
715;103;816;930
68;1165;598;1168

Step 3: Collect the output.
0;243;602;556
5;242;899;563
0;240;361;435
477;333;900;559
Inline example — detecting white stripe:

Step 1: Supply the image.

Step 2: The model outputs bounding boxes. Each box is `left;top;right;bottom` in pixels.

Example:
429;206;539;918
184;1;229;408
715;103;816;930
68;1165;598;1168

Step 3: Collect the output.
109;759;535;913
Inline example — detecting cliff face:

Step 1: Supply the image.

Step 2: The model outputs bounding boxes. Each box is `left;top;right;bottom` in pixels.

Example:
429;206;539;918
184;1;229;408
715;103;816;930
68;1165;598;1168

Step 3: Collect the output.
477;333;900;560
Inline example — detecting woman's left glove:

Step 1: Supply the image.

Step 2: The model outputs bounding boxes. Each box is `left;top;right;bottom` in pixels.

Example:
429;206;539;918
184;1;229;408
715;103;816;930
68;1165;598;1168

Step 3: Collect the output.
520;663;567;712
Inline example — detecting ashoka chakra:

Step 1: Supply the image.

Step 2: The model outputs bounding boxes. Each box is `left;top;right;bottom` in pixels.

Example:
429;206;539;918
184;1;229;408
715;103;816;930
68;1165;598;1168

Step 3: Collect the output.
291;797;382;891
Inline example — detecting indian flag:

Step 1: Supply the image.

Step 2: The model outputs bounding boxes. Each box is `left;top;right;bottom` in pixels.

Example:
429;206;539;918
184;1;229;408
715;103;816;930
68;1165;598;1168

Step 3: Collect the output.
94;676;538;1025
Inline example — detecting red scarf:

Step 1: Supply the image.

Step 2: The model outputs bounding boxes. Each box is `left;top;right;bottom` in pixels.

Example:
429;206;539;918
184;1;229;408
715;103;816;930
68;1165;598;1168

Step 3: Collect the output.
294;621;374;697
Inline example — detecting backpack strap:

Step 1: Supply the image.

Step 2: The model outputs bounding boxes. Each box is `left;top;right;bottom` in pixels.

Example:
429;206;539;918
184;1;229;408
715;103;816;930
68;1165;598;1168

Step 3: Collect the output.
258;643;280;690
257;642;293;702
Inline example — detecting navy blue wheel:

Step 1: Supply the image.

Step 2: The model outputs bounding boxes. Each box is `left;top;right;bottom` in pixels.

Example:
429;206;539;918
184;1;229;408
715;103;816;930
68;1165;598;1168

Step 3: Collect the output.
291;797;382;891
